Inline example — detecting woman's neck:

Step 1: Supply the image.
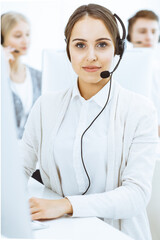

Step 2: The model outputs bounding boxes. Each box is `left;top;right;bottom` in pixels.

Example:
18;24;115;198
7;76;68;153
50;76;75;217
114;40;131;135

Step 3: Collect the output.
10;57;22;72
78;78;110;100
10;57;26;83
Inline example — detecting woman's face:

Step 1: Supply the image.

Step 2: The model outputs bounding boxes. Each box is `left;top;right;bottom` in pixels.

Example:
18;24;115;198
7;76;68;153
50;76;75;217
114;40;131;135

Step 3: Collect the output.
69;16;115;85
3;20;30;55
130;18;159;48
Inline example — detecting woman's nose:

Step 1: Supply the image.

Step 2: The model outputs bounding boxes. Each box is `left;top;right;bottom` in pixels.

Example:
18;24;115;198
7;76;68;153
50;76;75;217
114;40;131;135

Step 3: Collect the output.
21;35;29;44
86;47;97;62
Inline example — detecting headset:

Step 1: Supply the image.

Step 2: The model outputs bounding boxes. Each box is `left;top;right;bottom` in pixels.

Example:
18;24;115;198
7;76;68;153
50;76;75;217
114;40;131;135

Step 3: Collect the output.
80;13;126;195
1;13;5;45
127;33;160;43
100;14;126;79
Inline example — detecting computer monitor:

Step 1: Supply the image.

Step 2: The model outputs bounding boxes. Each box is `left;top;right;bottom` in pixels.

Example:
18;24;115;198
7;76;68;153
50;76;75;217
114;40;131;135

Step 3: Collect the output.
1;47;33;238
42;49;77;94
114;48;154;98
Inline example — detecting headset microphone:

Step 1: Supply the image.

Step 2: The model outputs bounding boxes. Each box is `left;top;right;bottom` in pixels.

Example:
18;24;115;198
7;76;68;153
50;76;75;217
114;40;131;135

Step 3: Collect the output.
100;55;123;79
100;71;110;79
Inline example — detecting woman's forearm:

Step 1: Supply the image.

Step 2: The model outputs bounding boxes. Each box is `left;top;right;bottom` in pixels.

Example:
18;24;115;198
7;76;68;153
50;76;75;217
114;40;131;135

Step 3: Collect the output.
29;197;73;220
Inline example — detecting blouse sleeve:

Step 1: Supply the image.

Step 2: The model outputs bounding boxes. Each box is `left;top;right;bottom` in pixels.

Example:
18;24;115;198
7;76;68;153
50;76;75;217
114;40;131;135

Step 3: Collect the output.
67;103;159;219
21;96;42;180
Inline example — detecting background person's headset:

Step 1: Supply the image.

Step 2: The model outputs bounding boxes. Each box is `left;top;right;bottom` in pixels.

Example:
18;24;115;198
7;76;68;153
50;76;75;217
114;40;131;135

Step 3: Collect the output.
79;13;126;195
127;31;160;43
1;13;5;45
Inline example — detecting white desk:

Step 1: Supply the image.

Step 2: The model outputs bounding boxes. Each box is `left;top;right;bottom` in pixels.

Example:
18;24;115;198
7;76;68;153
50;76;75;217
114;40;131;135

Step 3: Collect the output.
28;178;133;240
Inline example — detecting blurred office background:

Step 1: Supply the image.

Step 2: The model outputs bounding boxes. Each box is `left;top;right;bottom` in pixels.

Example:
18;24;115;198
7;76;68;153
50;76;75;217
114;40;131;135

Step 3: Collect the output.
1;0;160;70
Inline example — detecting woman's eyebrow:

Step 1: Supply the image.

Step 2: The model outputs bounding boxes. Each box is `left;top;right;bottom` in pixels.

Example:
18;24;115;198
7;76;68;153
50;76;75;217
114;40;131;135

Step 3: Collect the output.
72;38;87;42
96;38;111;41
72;37;111;42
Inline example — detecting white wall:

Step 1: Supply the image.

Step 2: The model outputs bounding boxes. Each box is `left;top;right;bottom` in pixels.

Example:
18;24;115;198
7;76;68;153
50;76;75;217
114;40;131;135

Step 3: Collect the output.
1;0;160;70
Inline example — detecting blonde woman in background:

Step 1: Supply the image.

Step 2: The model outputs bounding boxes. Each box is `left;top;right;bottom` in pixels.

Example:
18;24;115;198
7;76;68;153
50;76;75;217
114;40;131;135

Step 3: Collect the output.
1;12;42;183
1;12;42;139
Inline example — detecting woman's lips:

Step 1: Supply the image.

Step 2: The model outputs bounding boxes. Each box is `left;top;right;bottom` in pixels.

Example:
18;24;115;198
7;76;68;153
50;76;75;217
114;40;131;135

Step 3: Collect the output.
21;47;27;51
82;66;101;72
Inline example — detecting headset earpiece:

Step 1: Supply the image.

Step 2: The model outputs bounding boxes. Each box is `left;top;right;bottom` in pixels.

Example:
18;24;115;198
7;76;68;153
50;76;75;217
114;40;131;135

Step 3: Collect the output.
113;14;126;58
115;37;125;56
1;13;5;45
1;35;4;45
127;34;131;42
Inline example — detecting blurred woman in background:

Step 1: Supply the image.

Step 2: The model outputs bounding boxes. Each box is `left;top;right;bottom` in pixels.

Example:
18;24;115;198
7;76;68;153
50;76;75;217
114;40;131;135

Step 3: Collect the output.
1;11;42;139
1;11;42;184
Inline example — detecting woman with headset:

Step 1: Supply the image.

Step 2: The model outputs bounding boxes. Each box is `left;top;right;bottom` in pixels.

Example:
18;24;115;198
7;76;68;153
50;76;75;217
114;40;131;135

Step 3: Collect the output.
1;12;42;139
1;12;43;184
22;4;158;240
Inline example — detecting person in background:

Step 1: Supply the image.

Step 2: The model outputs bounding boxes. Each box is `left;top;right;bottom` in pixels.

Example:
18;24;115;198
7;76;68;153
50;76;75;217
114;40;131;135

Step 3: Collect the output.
127;10;159;48
1;11;42;139
127;10;160;136
22;4;158;240
1;11;42;183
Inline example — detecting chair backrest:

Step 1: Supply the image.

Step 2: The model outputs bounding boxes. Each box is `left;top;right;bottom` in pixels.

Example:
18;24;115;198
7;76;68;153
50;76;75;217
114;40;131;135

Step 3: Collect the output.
147;160;160;240
114;48;154;98
42;49;77;94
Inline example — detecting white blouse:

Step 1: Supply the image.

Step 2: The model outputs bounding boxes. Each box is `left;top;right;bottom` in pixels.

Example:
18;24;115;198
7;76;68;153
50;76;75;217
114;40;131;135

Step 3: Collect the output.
54;80;114;196
10;67;33;115
22;79;158;240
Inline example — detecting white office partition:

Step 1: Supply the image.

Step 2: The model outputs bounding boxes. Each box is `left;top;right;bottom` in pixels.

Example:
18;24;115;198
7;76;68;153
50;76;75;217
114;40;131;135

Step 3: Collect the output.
42;49;77;94
114;48;154;98
1;47;33;238
147;160;160;240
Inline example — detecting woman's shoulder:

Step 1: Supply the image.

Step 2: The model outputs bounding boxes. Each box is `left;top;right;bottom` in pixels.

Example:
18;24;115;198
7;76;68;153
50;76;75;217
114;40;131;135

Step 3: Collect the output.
115;81;156;115
37;88;72;108
27;65;41;73
26;65;42;79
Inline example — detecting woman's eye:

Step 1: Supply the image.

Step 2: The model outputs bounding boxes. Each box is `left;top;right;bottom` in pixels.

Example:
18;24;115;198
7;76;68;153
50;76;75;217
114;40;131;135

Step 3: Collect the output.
75;43;85;48
97;42;107;48
15;35;21;38
139;30;146;34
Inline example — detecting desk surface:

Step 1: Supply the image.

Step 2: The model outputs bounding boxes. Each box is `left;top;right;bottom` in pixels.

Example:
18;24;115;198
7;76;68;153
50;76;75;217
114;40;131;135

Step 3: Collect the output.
28;178;133;240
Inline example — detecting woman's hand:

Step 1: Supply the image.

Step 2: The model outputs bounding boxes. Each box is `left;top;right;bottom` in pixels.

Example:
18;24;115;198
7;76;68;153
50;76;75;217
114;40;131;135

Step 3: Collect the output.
29;197;73;220
3;46;16;62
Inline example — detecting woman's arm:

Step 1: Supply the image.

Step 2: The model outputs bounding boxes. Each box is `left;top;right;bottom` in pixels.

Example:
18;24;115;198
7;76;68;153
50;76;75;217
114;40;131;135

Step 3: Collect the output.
21;97;42;179
28;103;158;221
66;106;158;219
29;197;73;220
